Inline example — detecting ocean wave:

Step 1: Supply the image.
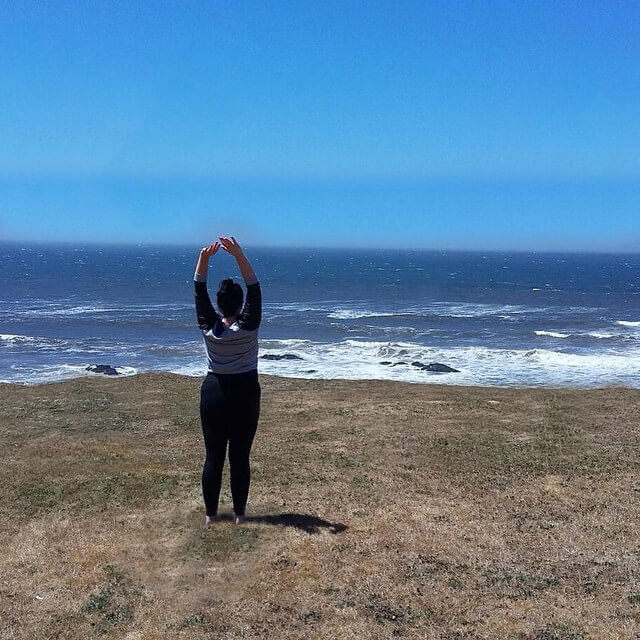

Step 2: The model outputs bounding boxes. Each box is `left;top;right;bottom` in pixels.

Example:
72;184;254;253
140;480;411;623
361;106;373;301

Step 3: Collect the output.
0;333;118;354
0;333;72;349
4;363;139;385
369;325;425;336
0;334;202;357
40;305;124;316
165;362;208;377
327;310;396;320
436;303;535;318
261;338;313;349
617;321;640;328
264;302;399;320
534;329;638;341
328;302;542;320
6;301;193;318
4;336;639;387
147;342;203;356
0;333;41;344
256;339;640;388
265;300;600;322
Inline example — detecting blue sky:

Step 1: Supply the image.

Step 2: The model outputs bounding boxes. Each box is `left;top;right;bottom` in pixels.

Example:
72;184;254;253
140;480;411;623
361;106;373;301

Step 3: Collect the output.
0;1;638;250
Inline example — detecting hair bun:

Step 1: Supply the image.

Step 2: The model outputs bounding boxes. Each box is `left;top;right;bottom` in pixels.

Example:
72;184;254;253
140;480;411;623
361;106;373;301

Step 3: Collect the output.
217;278;244;317
219;278;234;290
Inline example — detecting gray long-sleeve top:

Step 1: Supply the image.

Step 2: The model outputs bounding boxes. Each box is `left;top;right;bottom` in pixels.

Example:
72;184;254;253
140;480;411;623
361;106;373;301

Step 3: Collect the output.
194;269;262;374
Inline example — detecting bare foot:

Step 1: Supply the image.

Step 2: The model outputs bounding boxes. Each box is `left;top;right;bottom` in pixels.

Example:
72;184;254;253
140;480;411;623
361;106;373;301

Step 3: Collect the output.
205;514;219;526
234;515;245;525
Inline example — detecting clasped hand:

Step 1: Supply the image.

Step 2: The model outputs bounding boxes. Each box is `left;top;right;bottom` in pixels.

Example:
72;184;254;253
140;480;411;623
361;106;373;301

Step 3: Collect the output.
200;236;243;260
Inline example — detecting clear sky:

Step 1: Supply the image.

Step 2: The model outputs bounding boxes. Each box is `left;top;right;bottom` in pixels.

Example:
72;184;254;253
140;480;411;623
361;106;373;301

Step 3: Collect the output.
0;1;638;251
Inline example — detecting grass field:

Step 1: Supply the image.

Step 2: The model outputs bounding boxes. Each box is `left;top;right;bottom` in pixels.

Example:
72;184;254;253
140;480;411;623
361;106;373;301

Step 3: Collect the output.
1;372;640;639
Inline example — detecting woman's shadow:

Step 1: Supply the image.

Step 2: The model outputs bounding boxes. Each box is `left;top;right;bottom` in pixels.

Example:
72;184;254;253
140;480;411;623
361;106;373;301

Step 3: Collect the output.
216;512;347;534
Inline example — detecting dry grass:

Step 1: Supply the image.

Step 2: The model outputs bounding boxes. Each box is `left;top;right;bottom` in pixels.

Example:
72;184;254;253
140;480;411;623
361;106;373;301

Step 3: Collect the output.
1;372;640;639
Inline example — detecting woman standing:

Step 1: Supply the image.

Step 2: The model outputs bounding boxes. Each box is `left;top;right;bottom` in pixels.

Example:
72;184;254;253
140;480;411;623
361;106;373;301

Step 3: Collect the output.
193;236;262;525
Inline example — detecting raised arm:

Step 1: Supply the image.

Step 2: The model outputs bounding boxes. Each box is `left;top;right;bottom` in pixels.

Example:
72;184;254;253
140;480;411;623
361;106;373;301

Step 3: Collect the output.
219;236;261;330
193;242;220;331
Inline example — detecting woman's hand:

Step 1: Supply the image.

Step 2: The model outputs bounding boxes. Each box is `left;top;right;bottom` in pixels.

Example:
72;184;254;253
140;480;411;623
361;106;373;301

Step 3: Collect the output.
219;236;244;258
195;242;220;281
219;236;256;284
200;242;220;259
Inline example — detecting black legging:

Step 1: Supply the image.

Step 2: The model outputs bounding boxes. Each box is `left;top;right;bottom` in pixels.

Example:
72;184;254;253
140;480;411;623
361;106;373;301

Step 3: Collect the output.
199;370;261;516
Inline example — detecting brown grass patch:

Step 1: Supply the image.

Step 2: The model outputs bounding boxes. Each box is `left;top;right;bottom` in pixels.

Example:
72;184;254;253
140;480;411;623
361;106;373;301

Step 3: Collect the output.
1;373;640;638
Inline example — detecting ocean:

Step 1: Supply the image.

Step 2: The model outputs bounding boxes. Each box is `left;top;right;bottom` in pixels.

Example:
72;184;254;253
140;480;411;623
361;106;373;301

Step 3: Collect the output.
1;242;639;387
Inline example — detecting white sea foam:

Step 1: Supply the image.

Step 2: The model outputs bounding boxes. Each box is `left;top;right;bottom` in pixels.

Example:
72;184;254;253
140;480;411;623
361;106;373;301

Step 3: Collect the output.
0;334;40;344
533;329;638;341
5;364;139;385
263;303;326;313
31;305;123;316
396;302;540;319
617;321;640;328
0;334;138;354
255;339;640;388
5;336;639;388
327;310;396;320
369;325;425;336
166;362;208;377
0;334;73;349
8;302;193;318
535;331;570;338
261;300;601;323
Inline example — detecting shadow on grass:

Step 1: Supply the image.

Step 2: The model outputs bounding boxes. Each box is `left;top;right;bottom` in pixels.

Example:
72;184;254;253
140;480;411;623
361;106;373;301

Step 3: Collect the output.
216;512;348;534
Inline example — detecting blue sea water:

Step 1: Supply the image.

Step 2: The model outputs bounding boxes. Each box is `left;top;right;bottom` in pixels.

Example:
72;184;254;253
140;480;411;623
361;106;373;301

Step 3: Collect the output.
1;242;639;387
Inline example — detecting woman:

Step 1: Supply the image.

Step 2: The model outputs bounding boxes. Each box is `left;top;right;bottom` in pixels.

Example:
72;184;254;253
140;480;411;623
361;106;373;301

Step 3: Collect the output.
193;236;262;526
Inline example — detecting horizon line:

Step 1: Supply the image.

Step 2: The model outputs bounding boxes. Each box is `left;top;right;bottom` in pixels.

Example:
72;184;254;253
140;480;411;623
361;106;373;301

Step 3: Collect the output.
1;239;639;256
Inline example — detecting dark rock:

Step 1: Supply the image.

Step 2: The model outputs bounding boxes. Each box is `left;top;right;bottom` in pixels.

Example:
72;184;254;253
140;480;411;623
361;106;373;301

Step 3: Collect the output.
86;364;120;376
426;363;459;373
411;361;459;373
435;363;458;373
260;353;303;361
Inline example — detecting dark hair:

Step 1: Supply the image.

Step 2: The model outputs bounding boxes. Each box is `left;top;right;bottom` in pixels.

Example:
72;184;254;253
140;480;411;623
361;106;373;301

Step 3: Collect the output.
217;278;244;317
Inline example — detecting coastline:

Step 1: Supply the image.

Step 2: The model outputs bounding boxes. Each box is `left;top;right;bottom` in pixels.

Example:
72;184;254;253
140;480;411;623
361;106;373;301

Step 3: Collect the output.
3;245;639;390
2;372;640;638
3;367;640;391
